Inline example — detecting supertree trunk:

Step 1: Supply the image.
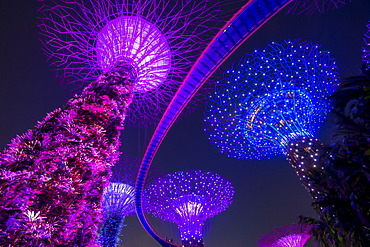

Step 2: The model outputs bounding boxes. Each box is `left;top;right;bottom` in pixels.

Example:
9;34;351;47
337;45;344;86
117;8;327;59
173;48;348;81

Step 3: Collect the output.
100;215;126;247
0;68;134;246
286;136;331;200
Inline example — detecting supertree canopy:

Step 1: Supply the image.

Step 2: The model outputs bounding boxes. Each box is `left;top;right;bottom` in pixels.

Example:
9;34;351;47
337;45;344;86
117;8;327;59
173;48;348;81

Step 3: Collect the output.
205;40;339;161
37;0;217;126
145;170;234;247
258;224;312;247
286;0;352;15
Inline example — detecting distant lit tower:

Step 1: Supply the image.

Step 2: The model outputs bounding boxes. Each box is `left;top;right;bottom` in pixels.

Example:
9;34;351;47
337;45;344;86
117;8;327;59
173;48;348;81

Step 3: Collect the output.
286;0;352;15
205;40;339;199
258;224;312;247
37;0;216;126
99;155;140;247
145;170;234;247
363;21;370;72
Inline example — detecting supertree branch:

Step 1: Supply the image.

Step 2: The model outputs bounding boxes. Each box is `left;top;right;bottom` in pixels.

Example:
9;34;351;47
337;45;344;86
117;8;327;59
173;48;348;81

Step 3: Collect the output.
258;223;312;247
145;170;234;247
286;0;352;15
0;67;134;246
205;40;339;160
37;0;219;126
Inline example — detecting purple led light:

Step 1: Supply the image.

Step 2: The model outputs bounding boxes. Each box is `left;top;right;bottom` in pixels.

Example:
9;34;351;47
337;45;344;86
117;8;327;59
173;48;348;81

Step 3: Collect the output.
145;170;234;246
258;223;312;247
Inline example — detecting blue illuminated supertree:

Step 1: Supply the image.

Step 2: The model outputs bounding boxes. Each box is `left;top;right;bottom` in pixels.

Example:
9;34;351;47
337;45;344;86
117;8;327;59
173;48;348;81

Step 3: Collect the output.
204;40;339;198
286;0;352;15
99;155;139;247
37;0;217;126
145;170;234;247
100;183;135;247
258;224;312;247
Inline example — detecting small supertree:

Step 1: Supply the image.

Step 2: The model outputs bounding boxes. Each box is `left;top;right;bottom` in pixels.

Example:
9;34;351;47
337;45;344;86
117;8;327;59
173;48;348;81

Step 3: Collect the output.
98;155;139;247
204;40;339;199
37;0;218;126
286;0;352;15
145;170;234;247
258;224;312;247
100;183;135;247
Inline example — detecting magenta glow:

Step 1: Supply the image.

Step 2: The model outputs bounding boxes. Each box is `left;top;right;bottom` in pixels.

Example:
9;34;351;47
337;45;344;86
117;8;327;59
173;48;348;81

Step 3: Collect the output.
258;223;312;247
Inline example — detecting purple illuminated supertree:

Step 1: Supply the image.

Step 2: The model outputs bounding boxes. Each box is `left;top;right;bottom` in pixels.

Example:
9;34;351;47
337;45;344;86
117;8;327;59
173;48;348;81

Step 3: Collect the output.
258;224;312;247
204;40;339;199
98;155;139;247
0;0;217;245
37;0;217;126
286;0;352;15
0;66;134;246
145;170;234;247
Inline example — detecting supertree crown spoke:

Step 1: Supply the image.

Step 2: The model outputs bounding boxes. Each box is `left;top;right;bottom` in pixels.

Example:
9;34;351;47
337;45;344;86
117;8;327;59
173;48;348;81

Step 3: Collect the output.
37;0;219;126
204;40;339;160
258;223;312;247
145;170;234;246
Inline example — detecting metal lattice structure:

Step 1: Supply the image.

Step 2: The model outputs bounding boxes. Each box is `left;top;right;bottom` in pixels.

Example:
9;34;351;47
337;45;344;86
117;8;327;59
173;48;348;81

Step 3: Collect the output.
145;170;234;247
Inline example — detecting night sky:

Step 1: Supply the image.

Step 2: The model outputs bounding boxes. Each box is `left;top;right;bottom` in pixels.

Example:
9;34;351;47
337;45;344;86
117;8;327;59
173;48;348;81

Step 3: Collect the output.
1;0;370;246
